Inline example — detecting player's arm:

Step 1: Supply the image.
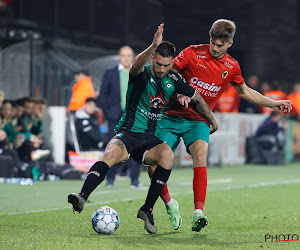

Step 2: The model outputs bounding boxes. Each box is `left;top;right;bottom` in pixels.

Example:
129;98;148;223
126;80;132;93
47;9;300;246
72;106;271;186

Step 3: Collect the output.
191;92;218;134
130;24;164;76
234;83;292;113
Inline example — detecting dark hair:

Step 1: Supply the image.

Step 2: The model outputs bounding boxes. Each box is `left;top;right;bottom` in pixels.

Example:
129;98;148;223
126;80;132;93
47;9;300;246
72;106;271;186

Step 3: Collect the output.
270;110;281;117
85;97;96;104
155;41;176;58
74;69;89;76
209;19;236;43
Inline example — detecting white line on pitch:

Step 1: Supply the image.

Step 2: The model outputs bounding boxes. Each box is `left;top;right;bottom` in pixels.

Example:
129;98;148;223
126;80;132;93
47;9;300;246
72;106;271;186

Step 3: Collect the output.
93;178;233;194
1;178;300;216
180;178;233;186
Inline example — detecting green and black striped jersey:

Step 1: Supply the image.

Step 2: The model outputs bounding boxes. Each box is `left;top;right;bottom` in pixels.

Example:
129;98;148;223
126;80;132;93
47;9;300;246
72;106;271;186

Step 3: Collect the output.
115;65;196;136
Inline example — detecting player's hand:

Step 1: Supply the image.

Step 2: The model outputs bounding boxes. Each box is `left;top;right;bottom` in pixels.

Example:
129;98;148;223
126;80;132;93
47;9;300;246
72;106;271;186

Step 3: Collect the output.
273;100;292;113
209;122;218;134
152;23;164;48
176;93;191;107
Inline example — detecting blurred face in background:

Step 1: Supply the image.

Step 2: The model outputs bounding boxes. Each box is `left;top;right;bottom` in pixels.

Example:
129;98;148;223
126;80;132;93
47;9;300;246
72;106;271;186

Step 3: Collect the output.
84;101;97;115
24;101;34;115
33;103;40;116
15;105;24;119
247;75;259;89
74;73;87;83
294;83;300;93
118;47;134;70
261;82;271;93
1;102;12;118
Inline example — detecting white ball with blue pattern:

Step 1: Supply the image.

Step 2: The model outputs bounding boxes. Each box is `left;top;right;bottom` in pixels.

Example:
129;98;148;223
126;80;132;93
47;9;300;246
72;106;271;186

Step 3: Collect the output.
91;206;120;234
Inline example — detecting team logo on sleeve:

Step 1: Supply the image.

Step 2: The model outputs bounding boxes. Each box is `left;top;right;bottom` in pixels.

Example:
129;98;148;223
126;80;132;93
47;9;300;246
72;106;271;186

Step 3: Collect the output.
222;71;228;79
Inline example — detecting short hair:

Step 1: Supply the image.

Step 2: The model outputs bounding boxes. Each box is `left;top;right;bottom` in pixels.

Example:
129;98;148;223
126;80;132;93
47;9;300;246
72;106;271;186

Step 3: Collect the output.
33;96;48;105
209;19;236;43
85;97;96;104
155;41;176;58
74;69;89;76
270;110;281;118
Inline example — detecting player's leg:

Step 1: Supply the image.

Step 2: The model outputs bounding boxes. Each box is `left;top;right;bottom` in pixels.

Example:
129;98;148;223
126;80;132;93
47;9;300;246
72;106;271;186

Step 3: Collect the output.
154;116;183;229
137;142;174;234
188;140;209;232
148;163;182;230
155;129;180;203
183;121;210;232
68;138;129;213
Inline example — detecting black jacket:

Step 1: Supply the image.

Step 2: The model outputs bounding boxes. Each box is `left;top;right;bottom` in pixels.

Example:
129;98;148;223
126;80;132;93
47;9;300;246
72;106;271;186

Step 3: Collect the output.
75;109;102;151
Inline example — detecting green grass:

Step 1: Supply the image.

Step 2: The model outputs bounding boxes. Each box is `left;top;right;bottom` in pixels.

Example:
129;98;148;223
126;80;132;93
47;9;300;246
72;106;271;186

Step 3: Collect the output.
1;163;300;249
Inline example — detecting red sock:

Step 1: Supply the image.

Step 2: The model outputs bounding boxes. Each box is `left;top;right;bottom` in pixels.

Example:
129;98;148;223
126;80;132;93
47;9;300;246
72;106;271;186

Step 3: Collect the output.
160;183;171;203
193;166;207;211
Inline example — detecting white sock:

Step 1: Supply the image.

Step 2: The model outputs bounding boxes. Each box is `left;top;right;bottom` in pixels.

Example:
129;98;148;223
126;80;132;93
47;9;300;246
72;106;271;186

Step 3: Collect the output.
194;209;203;214
166;199;173;206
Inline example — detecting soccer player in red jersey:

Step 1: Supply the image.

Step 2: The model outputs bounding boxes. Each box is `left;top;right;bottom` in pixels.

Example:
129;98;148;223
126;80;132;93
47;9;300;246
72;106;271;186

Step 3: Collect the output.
148;19;292;232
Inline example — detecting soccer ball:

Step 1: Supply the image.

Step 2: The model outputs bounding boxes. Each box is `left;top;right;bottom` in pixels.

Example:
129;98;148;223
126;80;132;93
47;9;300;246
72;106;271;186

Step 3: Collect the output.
91;206;120;234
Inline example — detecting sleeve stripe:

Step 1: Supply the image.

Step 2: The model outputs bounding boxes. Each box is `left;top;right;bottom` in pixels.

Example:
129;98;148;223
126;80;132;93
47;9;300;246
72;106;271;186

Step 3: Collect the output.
190;90;196;99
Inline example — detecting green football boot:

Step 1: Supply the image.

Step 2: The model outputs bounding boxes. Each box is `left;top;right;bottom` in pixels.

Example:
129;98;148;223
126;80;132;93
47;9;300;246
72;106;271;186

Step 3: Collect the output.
165;199;182;230
192;212;208;232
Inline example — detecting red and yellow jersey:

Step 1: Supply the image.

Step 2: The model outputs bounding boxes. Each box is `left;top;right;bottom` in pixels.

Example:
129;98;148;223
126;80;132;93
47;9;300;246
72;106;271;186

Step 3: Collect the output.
165;44;244;122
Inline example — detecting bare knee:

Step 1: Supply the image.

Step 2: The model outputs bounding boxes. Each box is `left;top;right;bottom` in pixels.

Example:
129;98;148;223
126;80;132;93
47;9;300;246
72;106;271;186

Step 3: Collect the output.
157;146;174;169
192;154;207;167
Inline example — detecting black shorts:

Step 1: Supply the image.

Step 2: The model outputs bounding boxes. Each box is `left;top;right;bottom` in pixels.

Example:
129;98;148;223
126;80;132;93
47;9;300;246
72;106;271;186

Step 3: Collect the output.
113;130;164;166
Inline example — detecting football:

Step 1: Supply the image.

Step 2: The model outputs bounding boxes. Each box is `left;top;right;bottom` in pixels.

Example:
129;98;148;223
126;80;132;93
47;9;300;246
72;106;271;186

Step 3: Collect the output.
91;206;120;234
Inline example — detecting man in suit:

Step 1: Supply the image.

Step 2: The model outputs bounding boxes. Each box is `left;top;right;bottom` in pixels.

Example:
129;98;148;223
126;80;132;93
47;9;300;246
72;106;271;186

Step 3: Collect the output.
97;46;142;187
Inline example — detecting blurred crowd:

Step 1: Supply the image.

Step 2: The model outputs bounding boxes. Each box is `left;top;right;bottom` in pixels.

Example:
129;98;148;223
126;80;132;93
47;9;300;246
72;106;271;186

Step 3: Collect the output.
0;91;52;179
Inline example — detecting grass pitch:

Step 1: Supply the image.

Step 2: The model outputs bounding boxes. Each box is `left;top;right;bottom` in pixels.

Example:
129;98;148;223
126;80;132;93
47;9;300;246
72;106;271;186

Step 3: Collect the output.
1;163;300;249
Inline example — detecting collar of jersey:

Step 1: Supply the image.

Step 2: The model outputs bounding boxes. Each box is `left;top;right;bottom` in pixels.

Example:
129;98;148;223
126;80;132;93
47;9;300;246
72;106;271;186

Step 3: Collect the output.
145;65;164;82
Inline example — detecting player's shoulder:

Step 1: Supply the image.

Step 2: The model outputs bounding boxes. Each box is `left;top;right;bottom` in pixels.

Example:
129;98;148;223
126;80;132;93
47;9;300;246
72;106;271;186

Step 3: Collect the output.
189;44;209;51
223;53;240;68
177;44;208;59
167;70;182;82
184;44;209;54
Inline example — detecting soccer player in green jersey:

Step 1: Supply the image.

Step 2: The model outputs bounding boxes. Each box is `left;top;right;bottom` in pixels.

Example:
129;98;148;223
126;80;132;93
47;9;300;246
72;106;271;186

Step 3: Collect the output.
68;24;218;234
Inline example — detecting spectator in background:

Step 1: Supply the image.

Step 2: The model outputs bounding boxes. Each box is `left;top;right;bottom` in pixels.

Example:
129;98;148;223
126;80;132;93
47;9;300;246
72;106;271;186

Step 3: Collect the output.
214;84;240;113
260;81;287;114
287;82;300;120
75;97;103;151
239;75;260;113
97;45;142;188
247;110;287;165
260;81;271;93
69;70;95;112
255;110;287;152
31;96;47;138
